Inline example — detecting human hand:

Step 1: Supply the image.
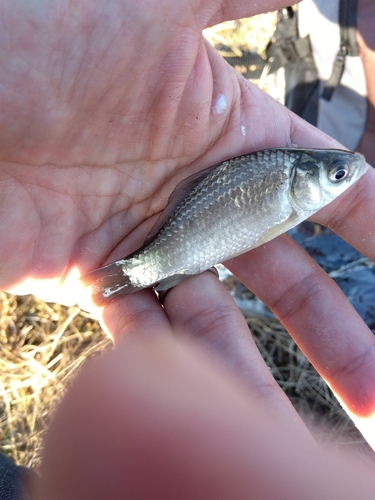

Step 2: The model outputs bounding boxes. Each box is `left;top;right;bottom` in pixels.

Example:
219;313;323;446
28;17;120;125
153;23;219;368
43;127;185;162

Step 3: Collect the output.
34;271;375;499
357;0;375;164
0;0;371;302
0;0;294;304
1;0;375;457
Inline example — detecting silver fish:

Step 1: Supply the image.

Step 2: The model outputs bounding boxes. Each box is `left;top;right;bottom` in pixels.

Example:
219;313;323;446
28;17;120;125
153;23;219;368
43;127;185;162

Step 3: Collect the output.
82;148;367;303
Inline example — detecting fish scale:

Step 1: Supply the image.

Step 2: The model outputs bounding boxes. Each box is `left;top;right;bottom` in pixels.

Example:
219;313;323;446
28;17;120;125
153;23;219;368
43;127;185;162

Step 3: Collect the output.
82;148;367;303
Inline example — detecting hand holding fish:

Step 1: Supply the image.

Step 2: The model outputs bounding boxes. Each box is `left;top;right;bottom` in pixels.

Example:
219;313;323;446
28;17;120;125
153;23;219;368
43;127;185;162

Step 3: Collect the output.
0;0;375;495
38;305;375;499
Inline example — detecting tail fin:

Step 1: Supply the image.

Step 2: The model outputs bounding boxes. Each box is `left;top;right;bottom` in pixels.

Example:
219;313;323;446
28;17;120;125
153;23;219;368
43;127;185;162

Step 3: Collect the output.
81;262;144;305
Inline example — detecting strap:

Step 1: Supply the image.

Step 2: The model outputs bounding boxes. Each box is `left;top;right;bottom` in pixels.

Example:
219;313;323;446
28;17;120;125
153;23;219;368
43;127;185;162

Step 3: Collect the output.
322;0;358;100
266;7;300;68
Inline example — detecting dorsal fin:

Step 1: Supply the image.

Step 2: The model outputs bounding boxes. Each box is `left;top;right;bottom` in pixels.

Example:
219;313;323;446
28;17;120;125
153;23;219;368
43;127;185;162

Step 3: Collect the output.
144;163;221;245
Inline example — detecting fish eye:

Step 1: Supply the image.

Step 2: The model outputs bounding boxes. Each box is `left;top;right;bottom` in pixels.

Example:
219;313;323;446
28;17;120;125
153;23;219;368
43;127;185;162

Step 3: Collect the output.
329;162;349;182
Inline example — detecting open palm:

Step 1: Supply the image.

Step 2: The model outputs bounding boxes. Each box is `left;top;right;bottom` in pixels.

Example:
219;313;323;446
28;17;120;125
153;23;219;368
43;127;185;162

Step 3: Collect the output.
0;0;319;302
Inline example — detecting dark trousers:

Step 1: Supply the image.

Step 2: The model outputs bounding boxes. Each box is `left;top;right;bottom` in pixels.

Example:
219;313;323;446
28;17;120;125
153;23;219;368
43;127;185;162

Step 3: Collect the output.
0;453;34;500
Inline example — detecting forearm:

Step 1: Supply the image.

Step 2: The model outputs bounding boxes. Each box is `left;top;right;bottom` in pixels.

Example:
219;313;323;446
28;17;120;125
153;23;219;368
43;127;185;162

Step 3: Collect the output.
356;0;375;165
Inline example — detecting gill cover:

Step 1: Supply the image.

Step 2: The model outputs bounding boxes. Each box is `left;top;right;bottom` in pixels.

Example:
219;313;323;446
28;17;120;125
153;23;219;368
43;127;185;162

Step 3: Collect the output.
290;152;323;211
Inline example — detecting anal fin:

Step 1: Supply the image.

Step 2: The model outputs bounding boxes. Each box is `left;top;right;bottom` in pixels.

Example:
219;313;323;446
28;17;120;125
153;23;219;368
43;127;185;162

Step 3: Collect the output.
154;273;194;291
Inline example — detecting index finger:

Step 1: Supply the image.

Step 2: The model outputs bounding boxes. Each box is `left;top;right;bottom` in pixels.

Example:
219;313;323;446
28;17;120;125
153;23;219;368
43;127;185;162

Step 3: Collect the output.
226;233;375;450
287;115;375;447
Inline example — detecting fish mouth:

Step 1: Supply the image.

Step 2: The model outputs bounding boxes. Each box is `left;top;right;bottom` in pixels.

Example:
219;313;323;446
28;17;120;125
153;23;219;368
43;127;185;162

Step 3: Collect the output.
351;152;368;180
341;152;368;189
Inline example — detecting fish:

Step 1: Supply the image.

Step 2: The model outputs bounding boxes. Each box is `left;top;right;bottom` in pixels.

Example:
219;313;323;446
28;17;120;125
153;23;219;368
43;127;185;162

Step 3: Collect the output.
82;148;367;304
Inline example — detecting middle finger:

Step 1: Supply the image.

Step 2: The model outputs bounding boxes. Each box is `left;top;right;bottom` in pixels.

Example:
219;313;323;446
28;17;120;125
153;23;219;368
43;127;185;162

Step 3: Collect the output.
163;269;314;439
226;235;375;419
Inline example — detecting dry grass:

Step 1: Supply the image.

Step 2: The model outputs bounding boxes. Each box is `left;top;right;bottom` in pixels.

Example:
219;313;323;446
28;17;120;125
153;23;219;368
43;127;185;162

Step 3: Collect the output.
1;12;373;472
204;14;277;57
0;292;112;469
1;289;372;470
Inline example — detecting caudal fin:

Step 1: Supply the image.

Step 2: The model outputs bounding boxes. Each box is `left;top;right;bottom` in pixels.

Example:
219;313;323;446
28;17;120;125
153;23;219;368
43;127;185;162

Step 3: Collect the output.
81;262;144;305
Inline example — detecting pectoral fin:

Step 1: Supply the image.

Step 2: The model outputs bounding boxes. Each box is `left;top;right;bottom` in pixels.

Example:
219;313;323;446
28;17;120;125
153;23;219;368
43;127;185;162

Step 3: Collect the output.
255;211;302;247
